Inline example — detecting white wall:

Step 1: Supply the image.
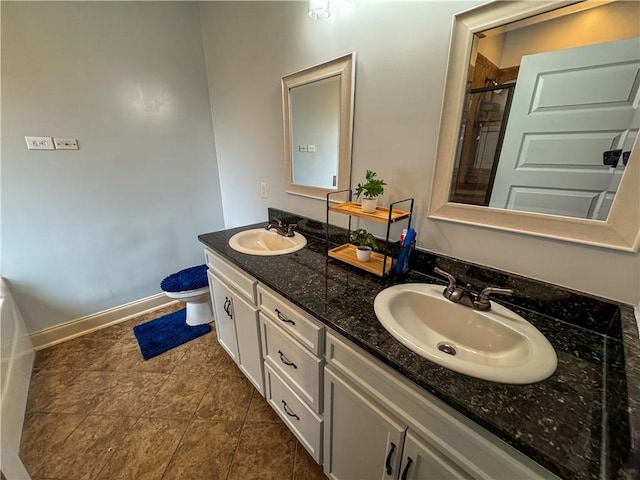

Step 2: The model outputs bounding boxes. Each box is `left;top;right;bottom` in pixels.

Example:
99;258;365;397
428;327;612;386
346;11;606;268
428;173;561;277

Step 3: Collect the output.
200;1;640;305
1;1;225;333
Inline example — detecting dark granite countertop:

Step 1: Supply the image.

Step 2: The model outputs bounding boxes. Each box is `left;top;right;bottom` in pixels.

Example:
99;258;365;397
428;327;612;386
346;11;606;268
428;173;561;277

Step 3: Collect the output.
198;214;639;480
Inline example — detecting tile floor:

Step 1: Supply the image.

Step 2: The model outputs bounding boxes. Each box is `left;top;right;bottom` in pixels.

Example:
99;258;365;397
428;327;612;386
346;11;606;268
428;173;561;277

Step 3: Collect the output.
19;303;327;480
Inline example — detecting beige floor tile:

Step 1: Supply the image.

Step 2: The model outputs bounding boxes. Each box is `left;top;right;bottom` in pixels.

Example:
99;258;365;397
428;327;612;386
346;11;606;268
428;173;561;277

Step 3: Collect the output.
212;349;246;376
87;337;189;374
194;374;254;422
293;441;327;480
33;336;115;371
19;412;85;477
188;325;220;346
227;421;297;480
95;416;189;480
21;304;329;480
142;373;213;418
245;392;282;423
88;371;168;417
162;419;243;480
36;414;136;480
25;368;81;413
41;370;119;415
171;333;226;375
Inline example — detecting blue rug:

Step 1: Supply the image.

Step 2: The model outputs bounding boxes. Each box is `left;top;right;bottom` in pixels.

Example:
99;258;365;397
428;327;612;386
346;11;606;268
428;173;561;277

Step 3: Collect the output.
133;309;211;360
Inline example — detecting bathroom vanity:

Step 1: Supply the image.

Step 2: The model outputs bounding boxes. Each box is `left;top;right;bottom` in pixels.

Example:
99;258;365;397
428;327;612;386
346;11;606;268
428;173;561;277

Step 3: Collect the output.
198;210;639;480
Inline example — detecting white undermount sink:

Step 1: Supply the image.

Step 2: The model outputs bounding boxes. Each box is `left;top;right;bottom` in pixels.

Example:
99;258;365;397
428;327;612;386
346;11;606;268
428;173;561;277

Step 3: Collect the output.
228;228;307;256
373;283;557;384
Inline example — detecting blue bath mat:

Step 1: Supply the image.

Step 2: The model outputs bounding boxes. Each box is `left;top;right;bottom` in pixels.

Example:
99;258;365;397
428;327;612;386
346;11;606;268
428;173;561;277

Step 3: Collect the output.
133;309;211;360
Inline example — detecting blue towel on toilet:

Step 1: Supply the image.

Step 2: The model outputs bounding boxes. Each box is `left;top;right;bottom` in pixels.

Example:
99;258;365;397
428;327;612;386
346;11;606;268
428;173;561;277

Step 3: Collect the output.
161;264;208;292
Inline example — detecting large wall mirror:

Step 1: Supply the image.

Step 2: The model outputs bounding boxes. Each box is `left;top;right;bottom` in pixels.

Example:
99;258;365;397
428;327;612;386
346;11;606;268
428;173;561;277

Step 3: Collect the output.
282;53;355;201
429;1;640;251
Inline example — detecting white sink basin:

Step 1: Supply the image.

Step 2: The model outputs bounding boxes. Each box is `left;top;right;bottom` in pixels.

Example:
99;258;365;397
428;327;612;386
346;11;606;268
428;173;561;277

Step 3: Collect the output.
374;283;557;384
228;228;307;256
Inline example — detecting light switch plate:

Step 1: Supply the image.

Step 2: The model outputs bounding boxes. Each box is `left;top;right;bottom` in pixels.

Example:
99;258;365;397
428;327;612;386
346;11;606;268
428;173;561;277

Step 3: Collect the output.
25;136;55;150
54;138;79;150
299;145;308;152
308;144;316;152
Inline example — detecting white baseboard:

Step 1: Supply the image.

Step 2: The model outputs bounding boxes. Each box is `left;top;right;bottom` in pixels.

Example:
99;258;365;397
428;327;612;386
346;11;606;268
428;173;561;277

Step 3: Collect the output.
30;293;179;350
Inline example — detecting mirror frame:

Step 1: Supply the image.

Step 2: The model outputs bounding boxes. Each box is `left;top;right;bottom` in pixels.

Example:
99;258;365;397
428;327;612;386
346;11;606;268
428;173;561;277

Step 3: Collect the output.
282;52;355;201
429;1;639;252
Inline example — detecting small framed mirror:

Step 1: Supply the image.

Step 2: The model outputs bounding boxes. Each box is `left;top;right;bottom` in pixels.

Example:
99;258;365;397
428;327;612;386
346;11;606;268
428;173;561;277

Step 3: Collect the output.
282;53;356;201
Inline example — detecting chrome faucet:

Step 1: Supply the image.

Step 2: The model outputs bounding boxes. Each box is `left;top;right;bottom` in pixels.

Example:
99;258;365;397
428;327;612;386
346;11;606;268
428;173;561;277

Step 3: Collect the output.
265;220;296;237
434;267;513;311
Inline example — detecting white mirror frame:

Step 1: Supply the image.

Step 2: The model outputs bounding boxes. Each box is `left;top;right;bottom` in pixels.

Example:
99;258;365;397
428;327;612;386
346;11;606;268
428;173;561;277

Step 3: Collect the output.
282;52;355;201
429;1;639;252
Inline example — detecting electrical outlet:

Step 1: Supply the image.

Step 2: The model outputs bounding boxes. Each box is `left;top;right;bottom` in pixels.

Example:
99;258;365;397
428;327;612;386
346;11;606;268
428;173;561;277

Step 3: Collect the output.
260;182;268;198
308;144;316;152
25;136;55;150
54;138;79;150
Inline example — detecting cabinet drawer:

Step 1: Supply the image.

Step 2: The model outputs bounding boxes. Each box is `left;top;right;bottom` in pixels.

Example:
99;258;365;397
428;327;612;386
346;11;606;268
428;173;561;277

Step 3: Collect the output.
204;248;256;303
264;363;323;463
260;313;323;413
257;285;323;356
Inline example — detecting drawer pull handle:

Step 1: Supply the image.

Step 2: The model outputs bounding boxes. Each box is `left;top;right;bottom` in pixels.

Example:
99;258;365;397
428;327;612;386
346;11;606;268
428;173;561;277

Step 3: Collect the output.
401;457;413;480
278;350;298;369
275;308;295;325
224;297;233;320
385;442;396;475
281;400;300;420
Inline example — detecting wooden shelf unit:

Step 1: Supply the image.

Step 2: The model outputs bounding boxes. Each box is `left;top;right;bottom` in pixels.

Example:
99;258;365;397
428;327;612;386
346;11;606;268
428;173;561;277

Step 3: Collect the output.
328;202;411;223
328;244;393;276
326;191;414;278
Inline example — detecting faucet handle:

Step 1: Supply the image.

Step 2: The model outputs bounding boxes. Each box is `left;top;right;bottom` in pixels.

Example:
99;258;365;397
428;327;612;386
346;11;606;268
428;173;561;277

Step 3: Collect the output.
434;267;457;294
474;287;514;310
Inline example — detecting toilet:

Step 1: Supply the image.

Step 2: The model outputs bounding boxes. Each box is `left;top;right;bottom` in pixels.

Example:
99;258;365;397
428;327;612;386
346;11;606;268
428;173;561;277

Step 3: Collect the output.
160;264;213;326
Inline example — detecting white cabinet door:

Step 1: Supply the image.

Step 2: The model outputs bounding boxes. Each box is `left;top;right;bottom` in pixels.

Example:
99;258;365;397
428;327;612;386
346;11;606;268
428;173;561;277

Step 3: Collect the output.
208;270;239;362
324;367;405;480
399;431;471;480
232;290;263;395
208;270;264;394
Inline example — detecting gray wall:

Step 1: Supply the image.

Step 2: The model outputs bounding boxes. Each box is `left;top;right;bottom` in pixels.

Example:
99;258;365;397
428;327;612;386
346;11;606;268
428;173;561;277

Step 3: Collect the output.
200;1;640;305
1;1;224;333
291;77;340;188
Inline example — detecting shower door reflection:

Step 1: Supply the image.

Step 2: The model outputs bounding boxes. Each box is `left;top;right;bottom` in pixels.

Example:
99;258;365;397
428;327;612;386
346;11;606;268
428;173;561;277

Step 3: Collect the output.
450;81;515;206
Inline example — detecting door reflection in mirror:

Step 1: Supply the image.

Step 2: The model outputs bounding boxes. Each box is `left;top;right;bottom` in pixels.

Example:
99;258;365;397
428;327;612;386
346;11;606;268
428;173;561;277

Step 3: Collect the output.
448;1;639;221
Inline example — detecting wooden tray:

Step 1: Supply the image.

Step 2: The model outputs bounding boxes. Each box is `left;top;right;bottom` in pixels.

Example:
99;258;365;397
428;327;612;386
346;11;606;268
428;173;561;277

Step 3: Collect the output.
328;244;393;276
328;202;411;223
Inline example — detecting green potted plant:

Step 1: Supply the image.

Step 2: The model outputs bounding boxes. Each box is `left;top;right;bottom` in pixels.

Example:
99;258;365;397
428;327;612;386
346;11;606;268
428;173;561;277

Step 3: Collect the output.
355;170;386;213
350;228;378;262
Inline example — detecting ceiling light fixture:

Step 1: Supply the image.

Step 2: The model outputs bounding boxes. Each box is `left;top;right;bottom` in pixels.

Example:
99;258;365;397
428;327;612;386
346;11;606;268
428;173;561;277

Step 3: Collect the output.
309;0;330;19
